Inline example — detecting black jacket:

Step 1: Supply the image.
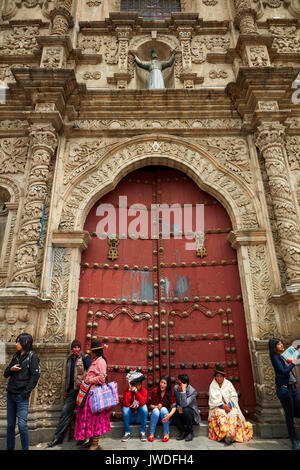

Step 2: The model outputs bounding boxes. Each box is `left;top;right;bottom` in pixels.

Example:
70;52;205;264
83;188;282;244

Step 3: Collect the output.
4;350;40;398
270;353;296;387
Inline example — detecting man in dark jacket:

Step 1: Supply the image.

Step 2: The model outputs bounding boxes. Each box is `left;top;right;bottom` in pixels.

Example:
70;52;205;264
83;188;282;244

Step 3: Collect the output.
4;333;40;450
173;374;201;442
47;339;91;448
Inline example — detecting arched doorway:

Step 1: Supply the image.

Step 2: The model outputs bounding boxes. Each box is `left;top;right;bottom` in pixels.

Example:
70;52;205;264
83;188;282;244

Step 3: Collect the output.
75;166;256;419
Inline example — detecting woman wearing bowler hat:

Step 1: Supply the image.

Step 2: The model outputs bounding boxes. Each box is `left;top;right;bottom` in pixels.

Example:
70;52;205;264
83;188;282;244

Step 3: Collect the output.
208;365;253;445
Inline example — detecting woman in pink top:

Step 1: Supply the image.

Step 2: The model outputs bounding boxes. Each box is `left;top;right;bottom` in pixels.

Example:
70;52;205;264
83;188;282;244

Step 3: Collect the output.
74;339;110;450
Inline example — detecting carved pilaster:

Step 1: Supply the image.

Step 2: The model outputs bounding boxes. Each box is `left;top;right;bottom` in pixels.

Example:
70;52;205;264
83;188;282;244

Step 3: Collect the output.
114;26;132;89
177;27;193;71
9;123;58;288
233;0;258;35
255;122;300;287
50;0;74;36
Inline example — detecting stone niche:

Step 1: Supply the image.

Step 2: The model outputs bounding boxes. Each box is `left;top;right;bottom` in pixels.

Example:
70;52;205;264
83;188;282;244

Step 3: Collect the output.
133;40;175;90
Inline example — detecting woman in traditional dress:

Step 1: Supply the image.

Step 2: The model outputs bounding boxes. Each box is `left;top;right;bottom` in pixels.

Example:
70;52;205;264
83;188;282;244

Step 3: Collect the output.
208;365;253;445
74;339;110;450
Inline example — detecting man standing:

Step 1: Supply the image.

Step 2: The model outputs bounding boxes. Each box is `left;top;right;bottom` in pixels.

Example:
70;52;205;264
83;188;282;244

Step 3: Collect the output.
4;333;40;450
173;374;201;442
48;339;91;448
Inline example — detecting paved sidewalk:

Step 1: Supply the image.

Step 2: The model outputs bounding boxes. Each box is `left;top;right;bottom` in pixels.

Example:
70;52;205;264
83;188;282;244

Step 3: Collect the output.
31;435;292;451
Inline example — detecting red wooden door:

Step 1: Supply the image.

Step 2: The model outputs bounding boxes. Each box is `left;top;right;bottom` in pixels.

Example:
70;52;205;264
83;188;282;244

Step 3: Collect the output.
76;166;256;419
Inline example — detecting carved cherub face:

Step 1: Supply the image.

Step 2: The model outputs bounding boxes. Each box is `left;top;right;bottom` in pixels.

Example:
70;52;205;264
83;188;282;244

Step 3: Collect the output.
6;310;18;324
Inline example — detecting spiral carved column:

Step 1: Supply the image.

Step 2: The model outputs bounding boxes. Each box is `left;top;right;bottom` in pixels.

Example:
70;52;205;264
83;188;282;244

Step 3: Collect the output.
255;122;300;287
9;123;58;288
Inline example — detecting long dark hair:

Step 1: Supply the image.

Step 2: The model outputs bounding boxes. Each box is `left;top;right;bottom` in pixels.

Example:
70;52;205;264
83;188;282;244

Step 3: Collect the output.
268;338;281;358
91;339;107;364
159;375;172;401
16;333;33;352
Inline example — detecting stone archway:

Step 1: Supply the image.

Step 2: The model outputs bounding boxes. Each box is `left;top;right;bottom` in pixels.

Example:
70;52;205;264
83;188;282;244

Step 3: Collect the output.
45;134;284;423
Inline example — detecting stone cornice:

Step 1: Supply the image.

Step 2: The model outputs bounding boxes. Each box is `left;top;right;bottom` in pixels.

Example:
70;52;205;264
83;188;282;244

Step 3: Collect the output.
227;229;267;249
52;230;91;250
0;288;54;307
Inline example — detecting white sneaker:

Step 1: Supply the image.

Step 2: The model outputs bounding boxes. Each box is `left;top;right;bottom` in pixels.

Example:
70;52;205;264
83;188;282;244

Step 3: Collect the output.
121;432;131;442
140;432;147;442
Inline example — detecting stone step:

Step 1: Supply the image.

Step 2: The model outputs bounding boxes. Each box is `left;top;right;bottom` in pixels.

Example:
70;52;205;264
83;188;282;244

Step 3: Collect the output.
101;421;258;439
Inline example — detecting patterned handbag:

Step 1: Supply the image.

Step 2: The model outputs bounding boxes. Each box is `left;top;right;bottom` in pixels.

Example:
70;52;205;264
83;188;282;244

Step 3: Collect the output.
89;381;119;414
76;381;91;408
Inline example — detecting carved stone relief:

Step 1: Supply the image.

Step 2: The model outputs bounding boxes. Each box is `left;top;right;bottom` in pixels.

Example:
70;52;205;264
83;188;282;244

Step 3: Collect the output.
191;36;230;64
61;137;259;231
0;139;29;174
36;359;65;406
0;307;34;342
269;26;300;53
43;247;71;343
247;245;280;339
0;26;40;56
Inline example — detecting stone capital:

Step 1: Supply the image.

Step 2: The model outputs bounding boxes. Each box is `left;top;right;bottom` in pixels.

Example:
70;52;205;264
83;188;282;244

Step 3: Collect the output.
255;122;286;154
52;230;91;251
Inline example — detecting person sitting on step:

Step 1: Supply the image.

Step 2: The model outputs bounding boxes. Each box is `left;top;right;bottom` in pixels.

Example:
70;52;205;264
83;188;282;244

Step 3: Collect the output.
173;374;201;442
148;375;177;442
121;370;148;442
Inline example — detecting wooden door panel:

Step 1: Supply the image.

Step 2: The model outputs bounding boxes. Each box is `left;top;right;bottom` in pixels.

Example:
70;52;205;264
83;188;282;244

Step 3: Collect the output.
76;166;256;419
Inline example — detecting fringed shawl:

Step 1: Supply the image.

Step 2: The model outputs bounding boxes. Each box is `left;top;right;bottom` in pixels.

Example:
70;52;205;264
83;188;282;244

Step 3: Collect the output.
208;378;245;421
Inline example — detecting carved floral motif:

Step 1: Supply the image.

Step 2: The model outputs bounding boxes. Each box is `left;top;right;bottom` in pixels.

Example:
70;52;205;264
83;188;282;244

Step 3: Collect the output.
0;139;29;174
0;26;40;56
247;245;280;339
36;360;65;405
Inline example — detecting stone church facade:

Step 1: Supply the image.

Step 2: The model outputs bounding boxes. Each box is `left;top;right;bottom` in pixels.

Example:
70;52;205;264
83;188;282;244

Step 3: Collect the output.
0;0;300;446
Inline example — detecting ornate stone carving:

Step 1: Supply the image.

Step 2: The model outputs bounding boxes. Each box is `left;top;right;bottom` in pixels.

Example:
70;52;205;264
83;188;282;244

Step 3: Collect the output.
196;137;253;185
41;47;64;68
191;36;230;64
36;359;65;405
269;26;300;53
103;36;119;64
64;139;108;185
82;71;101;80
78;35;102;54
209;69;228;79
263;0;281;6
87;0;102;5
203;0;218;4
0;308;34;342
178;27;193;71
247;46;271;67
0;26;40;56
50;0;74;35
10;124;58;288
247;245;280;339
44;248;71;343
61;137;259;231
0;138;29;174
234;0;258;34
255;123;300;284
71;118;242;130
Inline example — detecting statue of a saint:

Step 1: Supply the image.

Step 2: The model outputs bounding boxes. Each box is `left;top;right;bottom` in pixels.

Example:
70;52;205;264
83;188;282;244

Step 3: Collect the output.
132;48;177;89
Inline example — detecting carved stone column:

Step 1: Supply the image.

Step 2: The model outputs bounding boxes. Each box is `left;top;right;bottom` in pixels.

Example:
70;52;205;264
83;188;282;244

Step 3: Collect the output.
50;0;74;36
177;26;202;89
255;122;300;288
9;123;58;288
233;0;258;35
115;26;132;89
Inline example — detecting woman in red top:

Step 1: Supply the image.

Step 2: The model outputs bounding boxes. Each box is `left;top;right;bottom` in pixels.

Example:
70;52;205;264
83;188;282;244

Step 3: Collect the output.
148;375;177;442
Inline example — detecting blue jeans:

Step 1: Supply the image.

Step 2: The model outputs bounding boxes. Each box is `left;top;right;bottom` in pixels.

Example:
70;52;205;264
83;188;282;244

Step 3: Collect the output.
149;407;170;435
7;392;29;450
122;405;148;434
